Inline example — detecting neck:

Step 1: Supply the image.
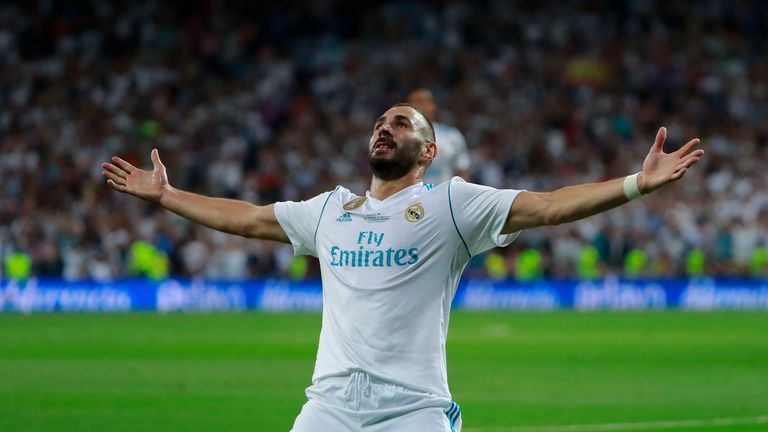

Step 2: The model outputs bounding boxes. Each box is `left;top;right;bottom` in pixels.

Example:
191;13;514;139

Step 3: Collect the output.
369;171;423;200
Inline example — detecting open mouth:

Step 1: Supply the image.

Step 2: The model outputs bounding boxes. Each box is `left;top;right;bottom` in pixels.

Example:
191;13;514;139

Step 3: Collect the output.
374;138;395;151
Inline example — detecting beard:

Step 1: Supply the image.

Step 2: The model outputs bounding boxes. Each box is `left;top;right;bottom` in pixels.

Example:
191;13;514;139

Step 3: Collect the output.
368;140;422;181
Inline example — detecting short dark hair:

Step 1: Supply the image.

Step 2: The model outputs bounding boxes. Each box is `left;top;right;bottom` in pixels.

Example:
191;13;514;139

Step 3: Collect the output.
390;103;436;143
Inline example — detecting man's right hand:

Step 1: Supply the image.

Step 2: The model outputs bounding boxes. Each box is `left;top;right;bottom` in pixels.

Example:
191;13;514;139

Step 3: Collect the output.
101;148;288;242
102;149;170;203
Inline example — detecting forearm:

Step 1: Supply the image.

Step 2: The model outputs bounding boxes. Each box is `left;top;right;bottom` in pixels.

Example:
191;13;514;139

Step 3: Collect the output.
103;150;288;241
505;174;642;232
158;186;281;240
546;175;633;225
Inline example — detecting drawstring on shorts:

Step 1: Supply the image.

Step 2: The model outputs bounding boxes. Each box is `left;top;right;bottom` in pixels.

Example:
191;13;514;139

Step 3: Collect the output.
343;371;372;405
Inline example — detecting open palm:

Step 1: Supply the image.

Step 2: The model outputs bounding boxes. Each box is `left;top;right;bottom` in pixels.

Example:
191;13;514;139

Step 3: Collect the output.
102;149;170;203
639;127;704;194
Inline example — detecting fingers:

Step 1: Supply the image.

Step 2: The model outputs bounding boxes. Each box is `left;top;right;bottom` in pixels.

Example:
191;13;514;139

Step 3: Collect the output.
106;179;128;192
111;156;135;174
102;159;129;191
676;153;702;170
102;169;127;186
671;167;688;180
676;138;702;156
653;127;667;152
670;151;704;180
678;148;704;167
151;148;164;171
102;162;129;179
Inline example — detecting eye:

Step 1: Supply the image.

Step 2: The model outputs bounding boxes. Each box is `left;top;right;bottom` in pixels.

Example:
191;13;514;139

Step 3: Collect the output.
398;122;407;128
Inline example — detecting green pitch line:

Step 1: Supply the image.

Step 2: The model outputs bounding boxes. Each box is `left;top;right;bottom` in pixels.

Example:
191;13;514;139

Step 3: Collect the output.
0;311;766;431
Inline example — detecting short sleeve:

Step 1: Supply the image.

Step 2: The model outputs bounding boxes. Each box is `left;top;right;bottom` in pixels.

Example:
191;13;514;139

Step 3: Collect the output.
274;189;336;257
448;178;523;256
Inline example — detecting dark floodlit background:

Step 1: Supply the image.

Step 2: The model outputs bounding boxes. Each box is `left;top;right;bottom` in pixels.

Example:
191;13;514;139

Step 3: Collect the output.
2;0;767;281
1;2;768;431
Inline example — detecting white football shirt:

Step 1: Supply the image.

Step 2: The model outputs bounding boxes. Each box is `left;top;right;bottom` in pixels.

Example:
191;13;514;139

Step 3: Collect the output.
423;123;471;185
274;178;521;397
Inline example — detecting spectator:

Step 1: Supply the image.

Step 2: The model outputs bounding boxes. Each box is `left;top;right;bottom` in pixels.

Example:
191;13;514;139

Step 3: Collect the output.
0;0;766;279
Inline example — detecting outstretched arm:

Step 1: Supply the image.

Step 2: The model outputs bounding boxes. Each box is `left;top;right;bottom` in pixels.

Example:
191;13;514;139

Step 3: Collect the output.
102;149;289;242
503;127;704;233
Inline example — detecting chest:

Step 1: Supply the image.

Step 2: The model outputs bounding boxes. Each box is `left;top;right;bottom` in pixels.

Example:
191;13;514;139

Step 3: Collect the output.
316;198;447;270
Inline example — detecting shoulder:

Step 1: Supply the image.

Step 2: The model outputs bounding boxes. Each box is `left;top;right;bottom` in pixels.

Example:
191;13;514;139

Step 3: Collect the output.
332;185;353;199
419;177;459;195
422;177;484;208
424;176;475;194
329;185;366;209
445;176;486;193
278;186;347;212
445;178;521;209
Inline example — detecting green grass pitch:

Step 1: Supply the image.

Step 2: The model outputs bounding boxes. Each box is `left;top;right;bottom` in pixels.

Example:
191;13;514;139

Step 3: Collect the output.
0;311;766;431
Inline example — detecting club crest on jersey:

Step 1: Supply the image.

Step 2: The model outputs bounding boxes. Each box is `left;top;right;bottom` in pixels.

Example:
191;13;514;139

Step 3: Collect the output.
336;212;352;222
404;203;425;222
343;197;367;211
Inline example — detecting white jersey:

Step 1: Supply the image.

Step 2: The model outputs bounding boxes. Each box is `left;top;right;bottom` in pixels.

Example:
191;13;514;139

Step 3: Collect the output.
423;123;470;185
274;178;521;397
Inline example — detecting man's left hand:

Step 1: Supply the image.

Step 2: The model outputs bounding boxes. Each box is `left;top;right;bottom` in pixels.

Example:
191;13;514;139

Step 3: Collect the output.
638;127;704;194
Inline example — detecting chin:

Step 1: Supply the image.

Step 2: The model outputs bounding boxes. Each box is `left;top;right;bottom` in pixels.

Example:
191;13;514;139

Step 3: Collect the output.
370;154;392;161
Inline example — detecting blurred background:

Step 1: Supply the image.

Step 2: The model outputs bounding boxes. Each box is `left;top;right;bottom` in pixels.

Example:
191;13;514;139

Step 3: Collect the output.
0;0;767;282
1;2;767;431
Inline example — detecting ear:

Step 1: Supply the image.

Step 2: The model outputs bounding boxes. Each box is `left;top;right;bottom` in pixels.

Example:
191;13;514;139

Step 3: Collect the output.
419;141;437;166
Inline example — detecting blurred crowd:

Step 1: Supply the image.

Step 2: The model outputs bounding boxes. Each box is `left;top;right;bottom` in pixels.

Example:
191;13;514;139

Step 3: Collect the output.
1;0;767;280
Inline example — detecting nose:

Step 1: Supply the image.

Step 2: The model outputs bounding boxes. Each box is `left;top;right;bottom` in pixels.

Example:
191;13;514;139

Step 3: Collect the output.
380;124;393;136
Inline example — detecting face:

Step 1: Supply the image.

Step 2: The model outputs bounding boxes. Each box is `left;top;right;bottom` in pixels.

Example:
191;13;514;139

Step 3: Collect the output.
368;106;431;181
407;89;437;120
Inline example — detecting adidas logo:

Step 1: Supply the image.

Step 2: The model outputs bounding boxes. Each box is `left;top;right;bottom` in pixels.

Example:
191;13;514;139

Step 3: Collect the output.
336;212;353;222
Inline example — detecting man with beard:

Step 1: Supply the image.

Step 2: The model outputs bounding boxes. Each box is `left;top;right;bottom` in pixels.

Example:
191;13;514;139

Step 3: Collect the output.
102;104;704;431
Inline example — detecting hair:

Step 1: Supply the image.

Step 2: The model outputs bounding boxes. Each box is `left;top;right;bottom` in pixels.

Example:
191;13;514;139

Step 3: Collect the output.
390;103;436;144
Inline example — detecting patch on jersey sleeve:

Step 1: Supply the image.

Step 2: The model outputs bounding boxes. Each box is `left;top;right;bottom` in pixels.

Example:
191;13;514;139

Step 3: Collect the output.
343;196;367;211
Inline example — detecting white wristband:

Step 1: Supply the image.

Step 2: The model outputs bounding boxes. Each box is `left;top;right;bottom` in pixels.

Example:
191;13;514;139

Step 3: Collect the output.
623;173;642;201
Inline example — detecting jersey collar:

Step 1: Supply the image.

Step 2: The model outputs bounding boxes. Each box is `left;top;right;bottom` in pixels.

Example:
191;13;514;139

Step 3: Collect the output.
365;181;424;208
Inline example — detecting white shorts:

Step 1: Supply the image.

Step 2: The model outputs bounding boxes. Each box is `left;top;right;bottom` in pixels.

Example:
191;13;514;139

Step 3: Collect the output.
290;371;462;432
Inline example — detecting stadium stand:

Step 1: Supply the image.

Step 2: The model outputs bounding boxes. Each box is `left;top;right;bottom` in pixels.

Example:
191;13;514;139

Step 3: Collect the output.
1;1;766;279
